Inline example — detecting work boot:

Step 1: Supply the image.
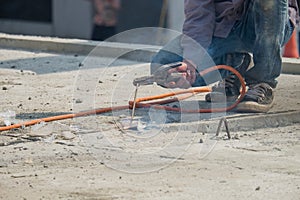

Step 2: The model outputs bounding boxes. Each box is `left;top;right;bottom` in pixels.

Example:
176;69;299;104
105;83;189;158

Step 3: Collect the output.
236;83;274;113
205;53;252;102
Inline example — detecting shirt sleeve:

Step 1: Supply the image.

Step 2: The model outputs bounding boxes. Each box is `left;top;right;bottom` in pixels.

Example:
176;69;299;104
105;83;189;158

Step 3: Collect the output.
181;0;215;62
289;0;299;27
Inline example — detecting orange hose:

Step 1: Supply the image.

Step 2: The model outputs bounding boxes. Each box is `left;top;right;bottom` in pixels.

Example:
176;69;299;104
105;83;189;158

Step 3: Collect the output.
0;65;246;132
0;105;129;132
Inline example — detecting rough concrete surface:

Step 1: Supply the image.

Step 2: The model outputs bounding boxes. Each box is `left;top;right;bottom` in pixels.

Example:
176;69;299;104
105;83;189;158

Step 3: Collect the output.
0;46;299;200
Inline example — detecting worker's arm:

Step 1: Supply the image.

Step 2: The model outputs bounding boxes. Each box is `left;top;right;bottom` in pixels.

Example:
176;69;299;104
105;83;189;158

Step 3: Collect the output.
164;0;215;89
181;0;215;62
289;0;299;27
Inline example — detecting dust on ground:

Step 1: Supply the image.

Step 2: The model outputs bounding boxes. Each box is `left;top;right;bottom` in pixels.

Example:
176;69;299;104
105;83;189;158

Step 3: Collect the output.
0;48;299;200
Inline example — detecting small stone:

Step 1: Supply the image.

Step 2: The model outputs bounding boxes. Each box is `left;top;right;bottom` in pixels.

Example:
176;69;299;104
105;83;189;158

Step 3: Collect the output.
255;186;260;191
24;158;33;164
75;99;82;104
2;87;7;90
78;63;84;67
273;147;281;151
28;97;32;100
233;134;240;140
0;120;6;126
113;74;117;77
199;139;204;143
98;80;103;83
60;131;76;140
10;65;16;68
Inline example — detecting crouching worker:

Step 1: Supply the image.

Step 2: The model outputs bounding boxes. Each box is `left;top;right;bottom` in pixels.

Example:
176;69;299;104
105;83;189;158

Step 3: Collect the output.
151;0;298;113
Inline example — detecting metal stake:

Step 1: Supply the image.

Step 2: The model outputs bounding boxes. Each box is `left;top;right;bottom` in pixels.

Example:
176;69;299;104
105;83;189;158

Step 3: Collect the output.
216;117;231;139
130;83;139;125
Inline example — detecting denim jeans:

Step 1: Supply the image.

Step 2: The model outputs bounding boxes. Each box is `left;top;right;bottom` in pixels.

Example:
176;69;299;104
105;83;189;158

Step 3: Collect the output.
151;0;294;88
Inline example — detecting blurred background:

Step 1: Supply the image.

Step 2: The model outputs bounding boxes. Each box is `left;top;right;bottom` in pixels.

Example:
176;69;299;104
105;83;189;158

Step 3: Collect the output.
0;0;299;56
0;0;184;40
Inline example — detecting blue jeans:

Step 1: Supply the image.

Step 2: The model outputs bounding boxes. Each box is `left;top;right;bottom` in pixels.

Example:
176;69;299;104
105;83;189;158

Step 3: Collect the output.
151;0;294;88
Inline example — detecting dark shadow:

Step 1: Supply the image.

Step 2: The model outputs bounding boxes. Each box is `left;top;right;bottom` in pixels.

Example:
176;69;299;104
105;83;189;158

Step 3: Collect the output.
0;48;147;74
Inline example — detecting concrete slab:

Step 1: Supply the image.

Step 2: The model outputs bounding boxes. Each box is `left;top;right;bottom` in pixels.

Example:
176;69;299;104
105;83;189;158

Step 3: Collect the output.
0;35;299;200
0;47;299;134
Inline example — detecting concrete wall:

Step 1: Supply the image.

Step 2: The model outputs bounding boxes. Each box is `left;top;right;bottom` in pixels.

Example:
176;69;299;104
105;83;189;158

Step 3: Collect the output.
0;0;93;39
0;20;52;37
52;0;93;39
117;0;163;33
0;0;184;40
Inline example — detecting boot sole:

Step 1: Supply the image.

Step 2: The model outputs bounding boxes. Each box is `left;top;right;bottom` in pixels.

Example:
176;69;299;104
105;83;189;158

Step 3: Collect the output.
235;101;274;113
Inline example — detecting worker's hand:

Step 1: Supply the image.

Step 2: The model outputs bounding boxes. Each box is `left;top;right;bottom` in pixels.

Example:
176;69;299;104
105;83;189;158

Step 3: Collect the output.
165;61;197;89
